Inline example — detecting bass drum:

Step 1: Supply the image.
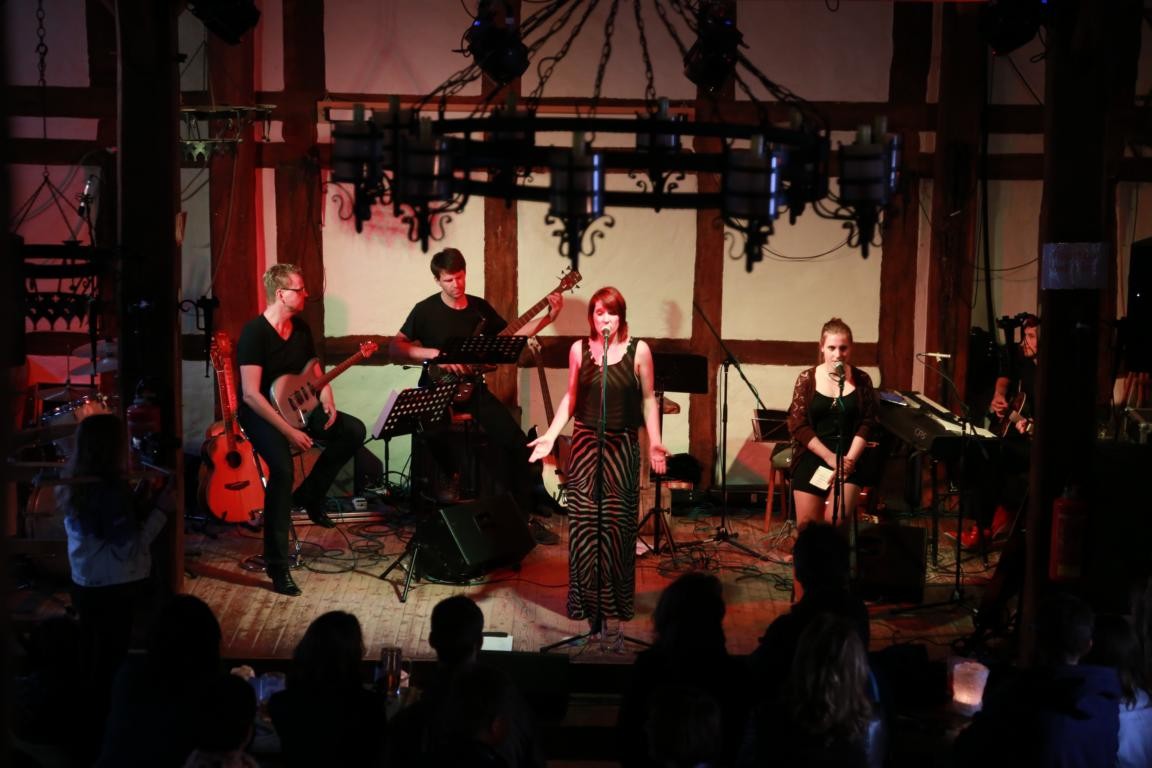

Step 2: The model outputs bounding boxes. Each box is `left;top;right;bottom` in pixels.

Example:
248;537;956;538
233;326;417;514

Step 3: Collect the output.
40;394;119;457
24;480;68;541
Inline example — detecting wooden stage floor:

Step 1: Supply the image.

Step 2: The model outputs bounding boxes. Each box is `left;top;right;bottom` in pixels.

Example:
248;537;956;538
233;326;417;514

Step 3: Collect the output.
167;498;996;666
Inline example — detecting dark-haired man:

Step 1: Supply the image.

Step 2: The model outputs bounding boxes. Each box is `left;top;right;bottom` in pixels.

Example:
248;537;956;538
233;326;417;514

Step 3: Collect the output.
390;248;563;545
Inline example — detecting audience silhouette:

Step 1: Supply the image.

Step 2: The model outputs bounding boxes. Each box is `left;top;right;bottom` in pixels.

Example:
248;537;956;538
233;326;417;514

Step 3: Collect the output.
617;571;751;768
268;610;387;767
183;673;260;768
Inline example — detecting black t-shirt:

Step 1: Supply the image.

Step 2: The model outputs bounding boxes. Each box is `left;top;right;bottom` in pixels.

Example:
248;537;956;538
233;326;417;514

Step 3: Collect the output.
236;315;316;400
399;293;507;385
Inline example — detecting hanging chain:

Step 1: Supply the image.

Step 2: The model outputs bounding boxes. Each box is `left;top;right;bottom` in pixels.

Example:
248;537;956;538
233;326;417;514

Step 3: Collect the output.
529;0;604;103
36;0;50;173
591;0;621;104
634;0;658;105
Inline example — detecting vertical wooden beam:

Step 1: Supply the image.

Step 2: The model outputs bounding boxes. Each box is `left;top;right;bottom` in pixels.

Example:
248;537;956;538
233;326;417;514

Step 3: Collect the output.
207;31;260;345
86;0;118;250
688;0;737;492
878;3;932;391
116;0;183;592
482;0;522;408
1022;0;1142;665
277;0;327;358
924;5;983;406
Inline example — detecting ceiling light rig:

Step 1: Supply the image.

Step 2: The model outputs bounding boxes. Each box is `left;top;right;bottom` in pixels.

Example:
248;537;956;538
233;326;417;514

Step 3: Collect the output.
328;0;902;273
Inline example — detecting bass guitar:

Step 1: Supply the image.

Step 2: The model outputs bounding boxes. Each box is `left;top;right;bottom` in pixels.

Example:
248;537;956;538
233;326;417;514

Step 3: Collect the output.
425;269;582;401
526;336;572;485
270;340;378;431
200;332;269;524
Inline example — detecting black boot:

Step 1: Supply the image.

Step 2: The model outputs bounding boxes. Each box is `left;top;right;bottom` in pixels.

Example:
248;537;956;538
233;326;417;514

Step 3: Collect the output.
269;568;302;596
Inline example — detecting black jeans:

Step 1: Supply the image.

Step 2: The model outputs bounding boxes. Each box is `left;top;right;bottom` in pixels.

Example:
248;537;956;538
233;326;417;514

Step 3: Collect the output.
238;406;366;570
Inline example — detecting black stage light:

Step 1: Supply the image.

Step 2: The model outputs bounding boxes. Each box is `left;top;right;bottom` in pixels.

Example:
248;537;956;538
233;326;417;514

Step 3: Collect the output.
465;2;529;84
187;0;261;46
683;5;743;93
981;0;1047;56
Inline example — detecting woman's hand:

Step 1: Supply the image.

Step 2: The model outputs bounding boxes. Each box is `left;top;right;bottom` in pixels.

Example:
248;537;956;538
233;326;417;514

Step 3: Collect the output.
284;426;313;453
839;454;857;477
650;443;668;476
527;434;554;463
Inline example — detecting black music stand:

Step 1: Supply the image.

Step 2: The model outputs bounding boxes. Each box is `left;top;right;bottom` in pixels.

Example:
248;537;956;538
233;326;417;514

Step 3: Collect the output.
637;353;708;557
375;383;461;602
438;335;528;366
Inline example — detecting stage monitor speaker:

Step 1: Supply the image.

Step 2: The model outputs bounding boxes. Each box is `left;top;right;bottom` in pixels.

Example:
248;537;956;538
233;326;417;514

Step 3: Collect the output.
1128;237;1152;373
415;493;535;582
856;523;927;604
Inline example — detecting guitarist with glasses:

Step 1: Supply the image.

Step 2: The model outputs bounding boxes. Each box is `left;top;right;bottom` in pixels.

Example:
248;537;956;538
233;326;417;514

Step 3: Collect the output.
237;264;367;596
389;248;565;544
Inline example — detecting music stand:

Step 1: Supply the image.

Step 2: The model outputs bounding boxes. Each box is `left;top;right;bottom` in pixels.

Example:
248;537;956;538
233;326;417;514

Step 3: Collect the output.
438;335;528;366
637;353;708;556
374;382;460;602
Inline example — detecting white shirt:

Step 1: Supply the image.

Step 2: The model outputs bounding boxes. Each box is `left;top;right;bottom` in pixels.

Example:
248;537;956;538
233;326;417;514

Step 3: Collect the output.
1118;688;1152;768
61;484;166;588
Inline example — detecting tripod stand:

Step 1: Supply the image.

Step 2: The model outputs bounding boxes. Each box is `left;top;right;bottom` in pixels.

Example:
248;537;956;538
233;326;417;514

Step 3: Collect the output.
638;392;679;556
373;383;457;601
693;303;771;561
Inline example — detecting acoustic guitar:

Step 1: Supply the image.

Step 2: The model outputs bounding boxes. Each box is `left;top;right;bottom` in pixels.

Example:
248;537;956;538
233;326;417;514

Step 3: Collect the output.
200;332;269;524
269;341;378;431
526;336;572;485
991;391;1033;438
425;269;582;402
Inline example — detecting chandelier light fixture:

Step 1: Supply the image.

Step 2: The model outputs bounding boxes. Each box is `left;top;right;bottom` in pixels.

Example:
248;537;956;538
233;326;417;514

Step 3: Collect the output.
328;0;903;272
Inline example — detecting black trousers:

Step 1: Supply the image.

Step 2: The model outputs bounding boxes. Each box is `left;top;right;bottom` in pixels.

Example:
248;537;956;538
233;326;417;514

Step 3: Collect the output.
238;407;366;570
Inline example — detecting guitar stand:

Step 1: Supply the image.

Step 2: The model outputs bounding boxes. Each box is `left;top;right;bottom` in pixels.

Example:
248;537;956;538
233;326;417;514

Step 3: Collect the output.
378;535;424;603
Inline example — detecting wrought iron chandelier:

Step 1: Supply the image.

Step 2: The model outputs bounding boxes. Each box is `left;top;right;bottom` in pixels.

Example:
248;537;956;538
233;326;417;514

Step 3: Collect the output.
327;0;901;272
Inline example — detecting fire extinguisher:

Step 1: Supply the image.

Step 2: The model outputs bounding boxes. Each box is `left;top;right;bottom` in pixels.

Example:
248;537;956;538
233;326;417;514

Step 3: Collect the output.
126;379;162;471
1049;486;1088;582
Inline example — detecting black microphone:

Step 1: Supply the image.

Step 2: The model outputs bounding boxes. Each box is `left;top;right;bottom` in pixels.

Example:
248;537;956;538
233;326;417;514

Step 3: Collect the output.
602;326;610;339
833;360;845;377
78;174;98;216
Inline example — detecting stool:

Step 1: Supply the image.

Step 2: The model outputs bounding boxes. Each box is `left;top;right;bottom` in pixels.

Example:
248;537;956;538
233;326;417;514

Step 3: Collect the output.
763;442;793;529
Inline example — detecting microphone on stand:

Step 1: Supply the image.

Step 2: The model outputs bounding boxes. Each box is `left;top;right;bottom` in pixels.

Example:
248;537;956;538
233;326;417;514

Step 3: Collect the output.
602;327;610;339
919;352;952;360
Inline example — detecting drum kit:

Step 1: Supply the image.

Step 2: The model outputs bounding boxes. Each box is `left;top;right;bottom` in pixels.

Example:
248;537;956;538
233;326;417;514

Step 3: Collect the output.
8;340;120;540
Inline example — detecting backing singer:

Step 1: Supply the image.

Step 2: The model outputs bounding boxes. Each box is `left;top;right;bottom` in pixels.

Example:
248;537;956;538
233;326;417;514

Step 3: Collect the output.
786;317;877;529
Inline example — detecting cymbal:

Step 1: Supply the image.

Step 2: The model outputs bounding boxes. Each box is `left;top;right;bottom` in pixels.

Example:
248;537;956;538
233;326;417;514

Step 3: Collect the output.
71;357;119;376
12;422;78;448
39;384;97;402
662;396;681;415
70;340;118;359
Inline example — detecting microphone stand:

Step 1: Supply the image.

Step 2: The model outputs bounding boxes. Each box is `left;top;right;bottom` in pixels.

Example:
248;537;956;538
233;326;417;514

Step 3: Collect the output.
832;364;846;526
692;302;769;561
543;329;646;652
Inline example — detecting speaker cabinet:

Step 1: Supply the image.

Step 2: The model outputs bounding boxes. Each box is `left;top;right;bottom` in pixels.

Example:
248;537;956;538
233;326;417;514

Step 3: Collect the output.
856;523;927;604
415;493;535;582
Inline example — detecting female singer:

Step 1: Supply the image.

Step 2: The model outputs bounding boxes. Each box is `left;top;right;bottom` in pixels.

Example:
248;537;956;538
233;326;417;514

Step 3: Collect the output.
528;287;667;648
786;317;877;529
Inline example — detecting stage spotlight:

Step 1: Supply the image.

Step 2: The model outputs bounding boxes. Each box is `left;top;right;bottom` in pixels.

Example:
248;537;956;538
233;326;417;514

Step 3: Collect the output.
465;1;529;84
187;0;260;46
981;0;1047;56
683;4;743;94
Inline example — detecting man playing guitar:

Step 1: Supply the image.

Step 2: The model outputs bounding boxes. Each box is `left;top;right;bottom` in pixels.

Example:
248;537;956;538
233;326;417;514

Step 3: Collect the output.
389;248;564;544
960;313;1039;549
237;264;367;595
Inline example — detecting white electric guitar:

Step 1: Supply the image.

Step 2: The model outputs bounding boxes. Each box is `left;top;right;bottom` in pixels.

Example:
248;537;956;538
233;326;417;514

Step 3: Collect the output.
270;341;377;430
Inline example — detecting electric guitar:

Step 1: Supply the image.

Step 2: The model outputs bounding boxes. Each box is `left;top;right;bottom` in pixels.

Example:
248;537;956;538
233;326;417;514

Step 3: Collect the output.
200;333;269;524
425;269;582;401
526;336;573;485
991;391;1033;438
270;341;378;431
